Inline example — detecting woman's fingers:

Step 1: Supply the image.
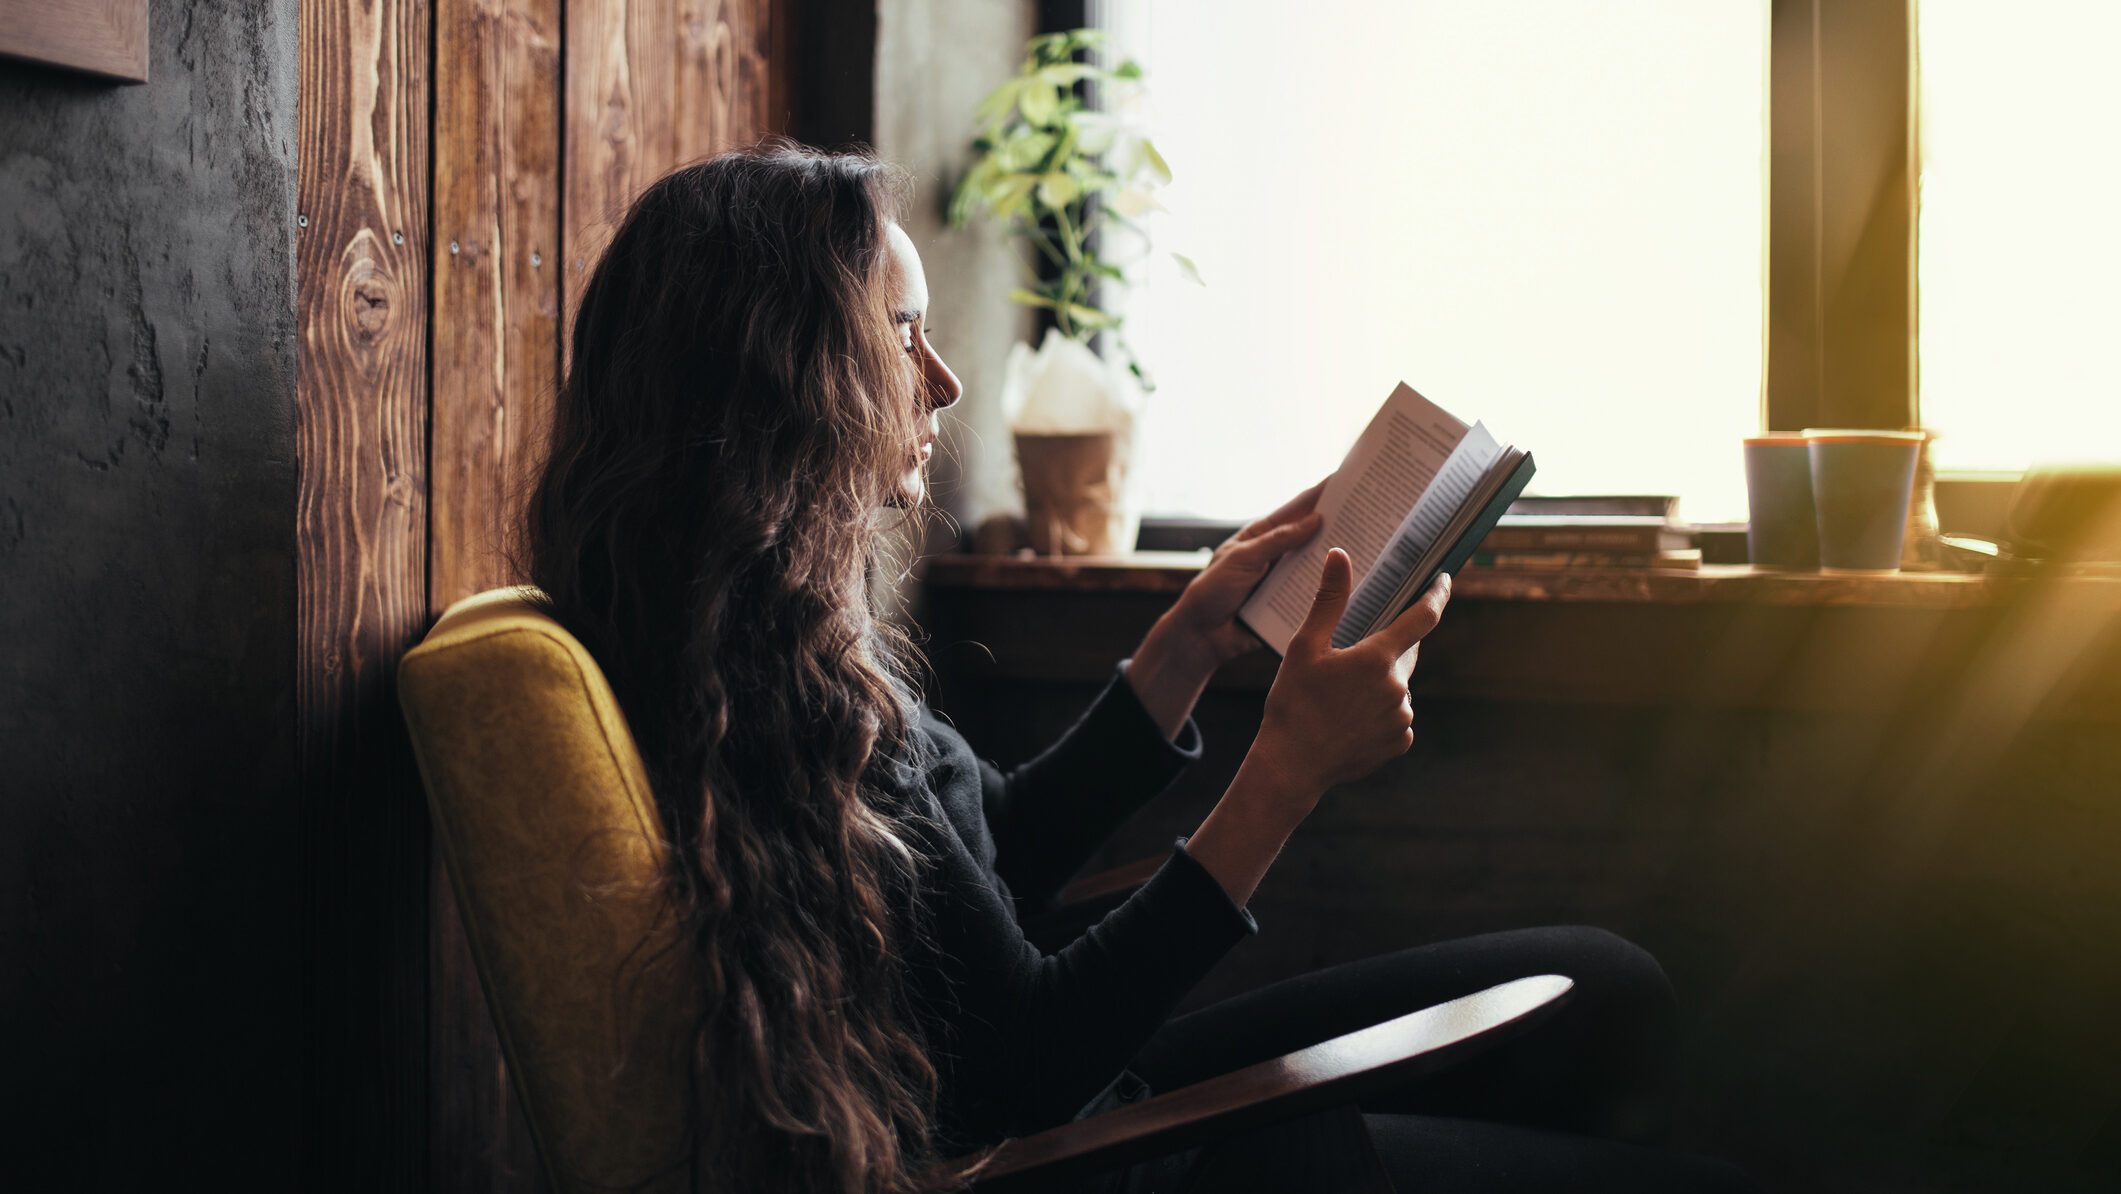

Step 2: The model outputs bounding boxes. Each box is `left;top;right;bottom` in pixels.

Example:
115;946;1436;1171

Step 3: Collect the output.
1289;548;1353;656
1227;511;1322;568
1236;476;1331;541
1375;571;1453;655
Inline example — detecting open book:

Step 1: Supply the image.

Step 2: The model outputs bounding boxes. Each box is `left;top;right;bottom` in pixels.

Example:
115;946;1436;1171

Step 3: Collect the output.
1239;383;1536;655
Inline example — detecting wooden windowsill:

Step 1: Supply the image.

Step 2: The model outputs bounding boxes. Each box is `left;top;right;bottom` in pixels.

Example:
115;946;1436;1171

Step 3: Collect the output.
922;552;2121;611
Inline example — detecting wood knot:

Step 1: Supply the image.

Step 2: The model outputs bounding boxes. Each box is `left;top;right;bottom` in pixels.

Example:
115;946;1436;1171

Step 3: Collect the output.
352;282;392;338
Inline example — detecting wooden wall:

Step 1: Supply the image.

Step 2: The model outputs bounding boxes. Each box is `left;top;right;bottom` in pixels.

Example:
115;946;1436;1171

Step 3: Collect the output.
297;1;857;1187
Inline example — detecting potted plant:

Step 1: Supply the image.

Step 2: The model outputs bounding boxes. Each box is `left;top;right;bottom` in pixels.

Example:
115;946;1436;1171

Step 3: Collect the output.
949;28;1193;556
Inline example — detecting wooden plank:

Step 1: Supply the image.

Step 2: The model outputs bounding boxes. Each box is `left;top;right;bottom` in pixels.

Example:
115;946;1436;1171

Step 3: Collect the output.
431;0;562;608
564;0;788;349
429;3;564;1190
0;0;148;82
295;0;431;1188
675;0;779;162
563;0;675;337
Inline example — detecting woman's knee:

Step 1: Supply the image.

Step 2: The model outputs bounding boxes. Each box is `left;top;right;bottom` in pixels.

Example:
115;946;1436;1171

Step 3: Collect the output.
1492;925;1675;1019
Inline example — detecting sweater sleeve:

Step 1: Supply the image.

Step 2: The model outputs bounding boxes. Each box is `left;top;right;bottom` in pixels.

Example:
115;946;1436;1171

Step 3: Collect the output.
979;661;1204;910
924;834;1259;1139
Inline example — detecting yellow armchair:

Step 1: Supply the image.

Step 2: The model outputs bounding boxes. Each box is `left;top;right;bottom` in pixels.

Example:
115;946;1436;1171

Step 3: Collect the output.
401;588;695;1193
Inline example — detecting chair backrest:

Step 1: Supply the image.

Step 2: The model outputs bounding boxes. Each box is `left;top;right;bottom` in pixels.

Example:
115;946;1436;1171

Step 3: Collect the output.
400;588;698;1194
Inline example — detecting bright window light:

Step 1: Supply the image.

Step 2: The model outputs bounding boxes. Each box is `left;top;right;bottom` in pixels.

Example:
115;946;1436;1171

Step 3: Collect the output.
1108;1;1766;522
1917;1;2121;472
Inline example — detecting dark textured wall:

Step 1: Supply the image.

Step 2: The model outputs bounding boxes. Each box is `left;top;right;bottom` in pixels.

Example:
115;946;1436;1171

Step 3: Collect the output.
0;2;302;1185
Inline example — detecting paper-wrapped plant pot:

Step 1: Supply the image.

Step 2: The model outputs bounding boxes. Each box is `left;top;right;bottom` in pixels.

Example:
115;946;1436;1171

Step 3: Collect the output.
1015;431;1129;556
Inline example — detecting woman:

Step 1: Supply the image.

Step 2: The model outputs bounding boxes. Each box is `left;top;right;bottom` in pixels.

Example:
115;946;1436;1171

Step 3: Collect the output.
527;145;1757;1193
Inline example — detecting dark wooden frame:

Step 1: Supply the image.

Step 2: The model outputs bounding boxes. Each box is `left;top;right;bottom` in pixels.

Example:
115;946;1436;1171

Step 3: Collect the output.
1766;0;1918;433
0;0;148;82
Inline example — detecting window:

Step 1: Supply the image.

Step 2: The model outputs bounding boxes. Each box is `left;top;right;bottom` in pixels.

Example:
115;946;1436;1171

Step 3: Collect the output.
1916;0;2121;473
1106;1;1768;522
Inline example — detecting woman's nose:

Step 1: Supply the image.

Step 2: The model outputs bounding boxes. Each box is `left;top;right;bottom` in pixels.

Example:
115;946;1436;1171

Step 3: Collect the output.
925;349;963;412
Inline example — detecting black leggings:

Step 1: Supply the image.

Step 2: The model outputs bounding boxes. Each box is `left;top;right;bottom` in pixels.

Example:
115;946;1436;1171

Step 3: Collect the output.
1126;926;1762;1193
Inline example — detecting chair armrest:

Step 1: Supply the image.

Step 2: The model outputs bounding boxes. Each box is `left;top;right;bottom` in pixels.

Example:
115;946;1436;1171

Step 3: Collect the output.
962;973;1573;1191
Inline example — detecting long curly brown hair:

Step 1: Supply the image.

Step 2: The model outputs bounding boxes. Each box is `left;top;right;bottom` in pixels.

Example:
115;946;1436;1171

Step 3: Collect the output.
526;146;949;1194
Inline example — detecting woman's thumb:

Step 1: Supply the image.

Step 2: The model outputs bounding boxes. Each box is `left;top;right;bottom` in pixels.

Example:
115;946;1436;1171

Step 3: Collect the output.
1292;548;1352;652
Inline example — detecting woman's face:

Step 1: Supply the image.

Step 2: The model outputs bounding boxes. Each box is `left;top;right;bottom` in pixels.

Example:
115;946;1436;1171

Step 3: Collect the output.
882;222;963;505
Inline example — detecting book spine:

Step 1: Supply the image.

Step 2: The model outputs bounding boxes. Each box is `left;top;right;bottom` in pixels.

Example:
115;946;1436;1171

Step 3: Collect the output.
1472;549;1702;571
1475;551;1656;569
1478;526;1668;552
1431;454;1541;583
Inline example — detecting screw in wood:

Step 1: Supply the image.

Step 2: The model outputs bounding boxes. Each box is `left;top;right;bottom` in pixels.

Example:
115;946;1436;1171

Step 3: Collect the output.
296;214;308;228
450;241;460;255
393;231;404;245
531;252;542;268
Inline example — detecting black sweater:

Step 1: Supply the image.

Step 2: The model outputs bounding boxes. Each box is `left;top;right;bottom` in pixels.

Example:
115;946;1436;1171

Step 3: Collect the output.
893;664;1258;1146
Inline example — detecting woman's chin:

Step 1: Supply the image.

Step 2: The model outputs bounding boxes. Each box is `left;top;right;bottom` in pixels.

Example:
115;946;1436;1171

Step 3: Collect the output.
890;468;925;509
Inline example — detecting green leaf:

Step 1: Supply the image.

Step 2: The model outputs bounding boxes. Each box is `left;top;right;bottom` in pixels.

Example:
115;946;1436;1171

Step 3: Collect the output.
1171;252;1205;287
1046;122;1081;176
1018;79;1059;128
1027;32;1071;65
1036;172;1082;209
1039;63;1099;86
947;158;1001;226
1069;112;1119;156
1064;163;1121;195
997;129;1057;172
1008;288;1058;310
974;78;1025;128
1068;29;1112;51
1139;138;1173;185
1063;303;1118;330
1113;59;1144;80
985;174;1038;221
947;173;982;227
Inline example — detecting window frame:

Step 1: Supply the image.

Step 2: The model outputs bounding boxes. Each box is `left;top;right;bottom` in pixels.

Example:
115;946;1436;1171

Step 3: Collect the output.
1767;0;1919;433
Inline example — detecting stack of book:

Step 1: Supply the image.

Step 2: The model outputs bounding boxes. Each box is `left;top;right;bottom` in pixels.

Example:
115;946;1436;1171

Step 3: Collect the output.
1470;496;1702;570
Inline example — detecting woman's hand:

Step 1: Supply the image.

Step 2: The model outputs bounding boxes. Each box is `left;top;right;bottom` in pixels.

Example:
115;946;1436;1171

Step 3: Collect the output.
1248;548;1453;804
1168;479;1329;665
1185;548;1451;907
1127;481;1327;739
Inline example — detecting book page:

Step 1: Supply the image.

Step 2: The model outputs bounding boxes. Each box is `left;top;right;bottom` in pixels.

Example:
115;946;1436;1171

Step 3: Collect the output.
1239;384;1467;654
1335;423;1503;646
1365;446;1528;639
